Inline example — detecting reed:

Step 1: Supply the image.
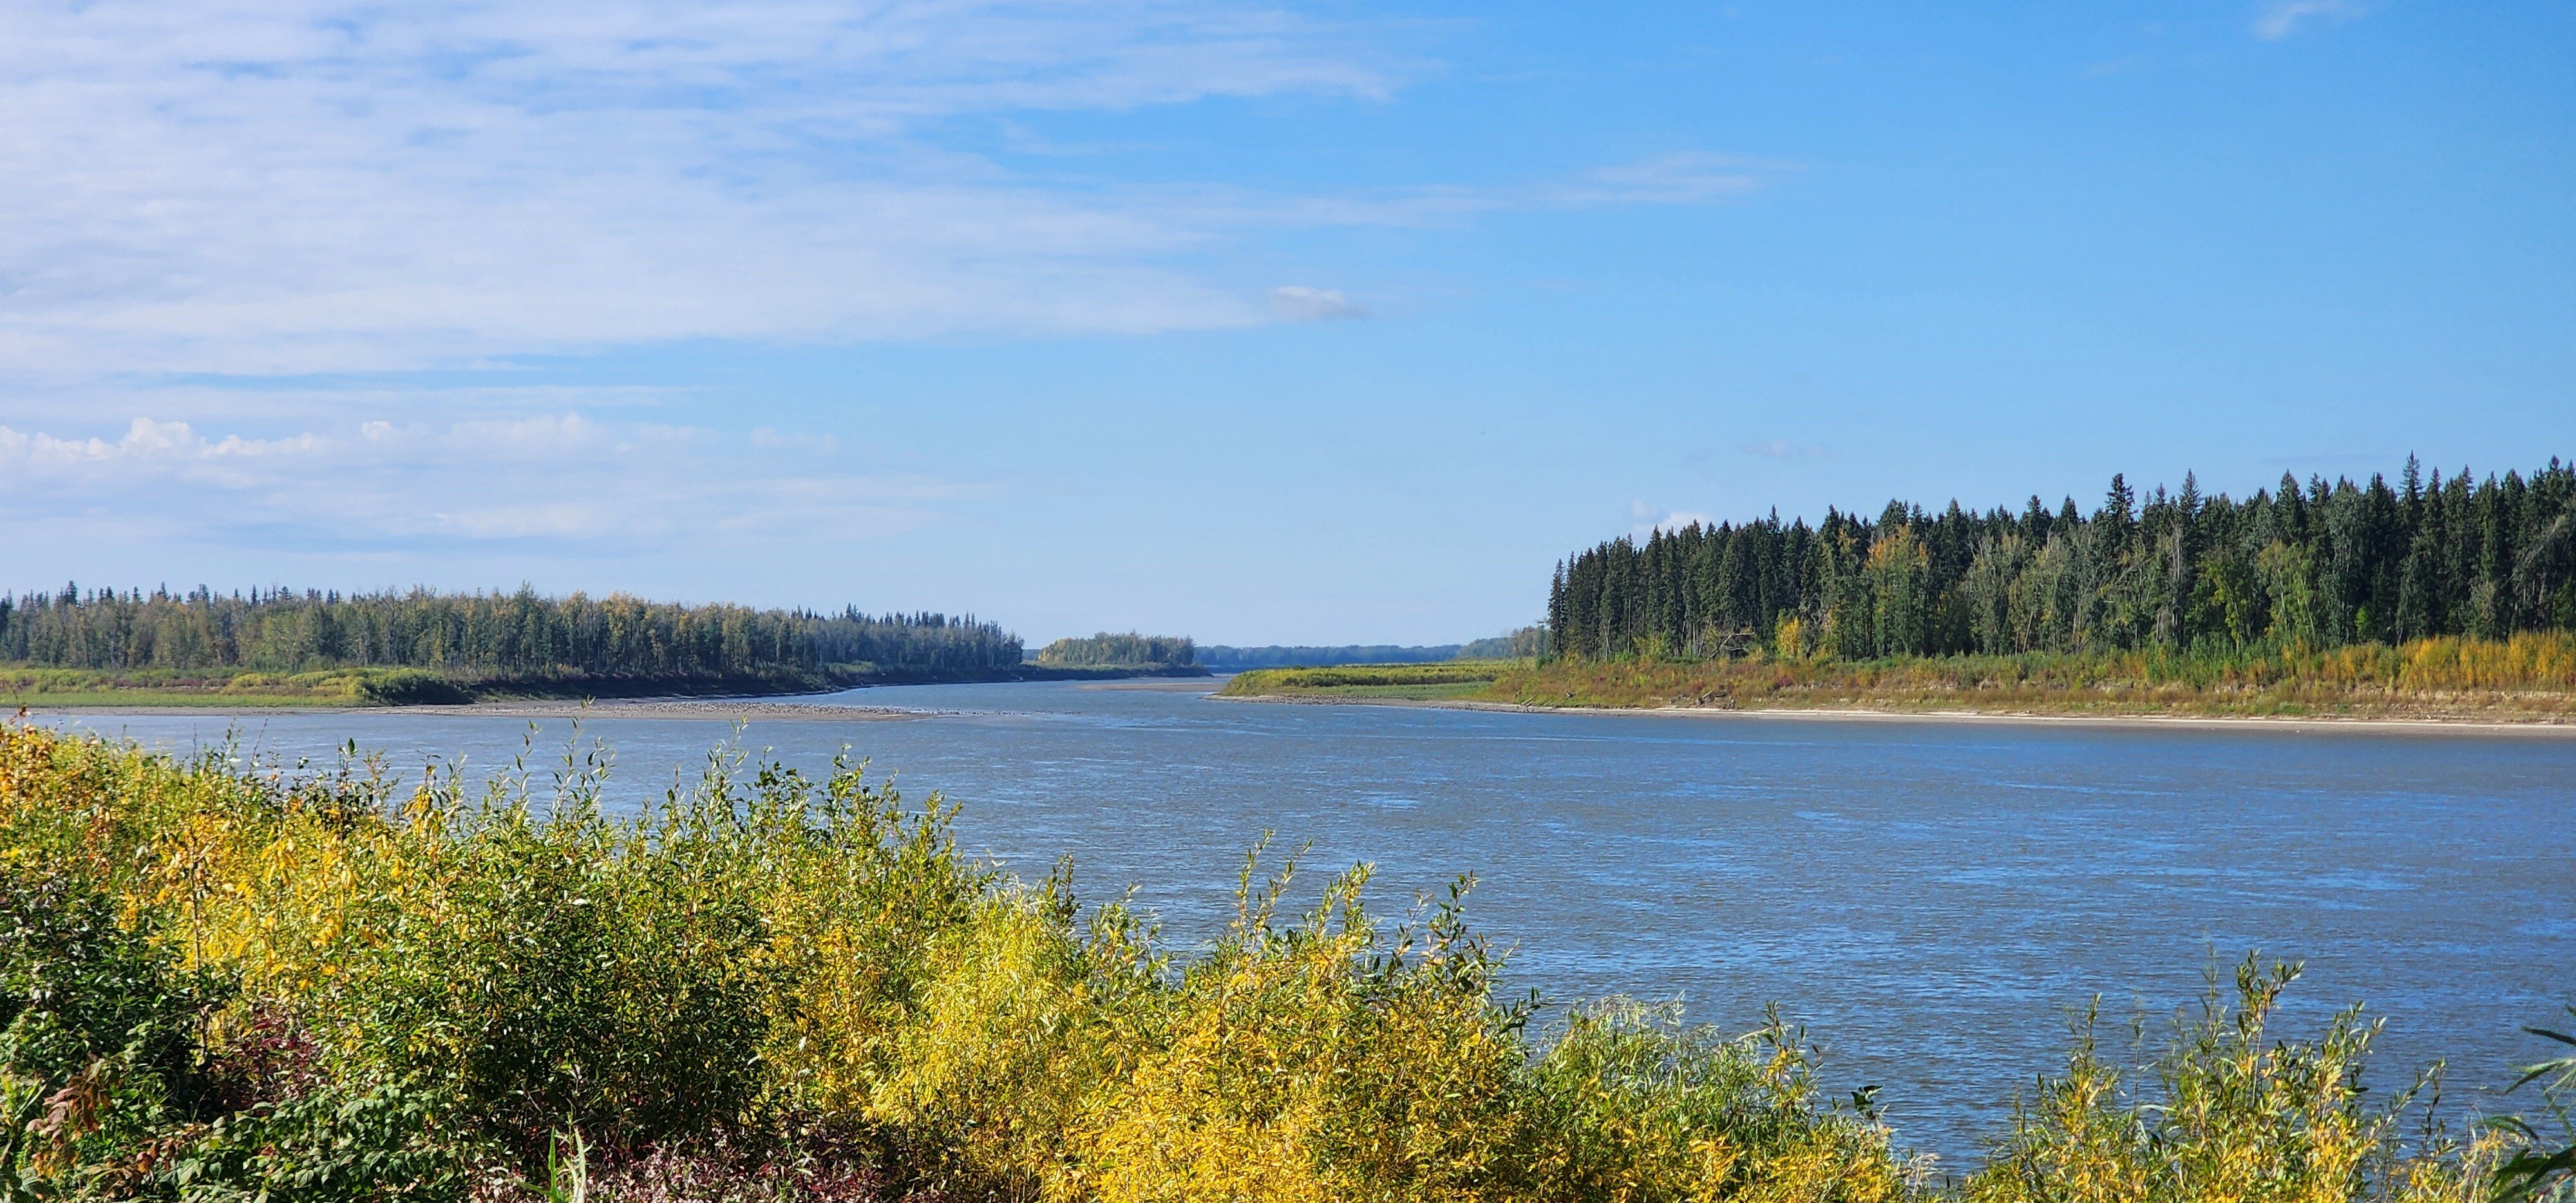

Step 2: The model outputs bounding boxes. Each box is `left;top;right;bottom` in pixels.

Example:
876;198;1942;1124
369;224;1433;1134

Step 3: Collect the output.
0;725;2543;1201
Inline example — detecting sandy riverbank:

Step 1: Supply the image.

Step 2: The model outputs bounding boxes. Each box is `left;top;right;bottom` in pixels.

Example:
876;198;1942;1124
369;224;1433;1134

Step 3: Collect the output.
1207;689;2576;735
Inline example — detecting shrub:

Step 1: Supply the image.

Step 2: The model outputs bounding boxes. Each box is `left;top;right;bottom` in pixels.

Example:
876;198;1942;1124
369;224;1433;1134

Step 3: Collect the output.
0;722;2546;1202
1066;860;1532;1202
160;1076;473;1202
1521;1001;1908;1202
358;670;476;706
1;869;221;1097
1964;960;2499;1203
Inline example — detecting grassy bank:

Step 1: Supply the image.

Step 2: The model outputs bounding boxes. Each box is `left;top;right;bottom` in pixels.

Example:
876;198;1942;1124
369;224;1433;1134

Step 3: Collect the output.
0;666;480;708
2;662;1207;709
2;724;2559;1201
1220;635;2576;721
1218;659;1529;701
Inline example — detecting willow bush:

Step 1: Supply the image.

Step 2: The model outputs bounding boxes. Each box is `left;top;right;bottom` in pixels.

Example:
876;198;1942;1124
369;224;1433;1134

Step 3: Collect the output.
0;724;2535;1202
1964;965;2501;1203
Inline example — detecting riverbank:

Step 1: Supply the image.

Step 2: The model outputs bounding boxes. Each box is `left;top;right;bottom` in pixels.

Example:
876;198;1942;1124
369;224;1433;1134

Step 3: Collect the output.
1209;688;2576;734
2;661;1208;710
29;696;934;721
1217;638;2576;726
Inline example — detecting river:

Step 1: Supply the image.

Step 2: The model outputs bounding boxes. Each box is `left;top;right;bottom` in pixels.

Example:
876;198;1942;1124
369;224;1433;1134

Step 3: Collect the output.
43;678;2576;1167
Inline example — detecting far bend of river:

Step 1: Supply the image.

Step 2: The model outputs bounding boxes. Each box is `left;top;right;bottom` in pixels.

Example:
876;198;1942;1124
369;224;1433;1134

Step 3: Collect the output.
46;679;2576;1167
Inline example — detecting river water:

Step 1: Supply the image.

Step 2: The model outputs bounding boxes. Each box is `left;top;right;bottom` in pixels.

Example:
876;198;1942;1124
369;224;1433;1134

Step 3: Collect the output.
44;679;2576;1166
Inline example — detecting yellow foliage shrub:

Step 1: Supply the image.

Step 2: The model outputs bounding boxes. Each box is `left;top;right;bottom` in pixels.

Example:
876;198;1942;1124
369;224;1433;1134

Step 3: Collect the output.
0;723;2537;1203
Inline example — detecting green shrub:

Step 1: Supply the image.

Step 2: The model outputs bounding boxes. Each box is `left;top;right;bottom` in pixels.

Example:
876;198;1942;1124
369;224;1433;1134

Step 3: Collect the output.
1;866;232;1195
159;1076;474;1202
0;724;2541;1202
1964;960;2501;1203
356;670;475;706
0;869;219;1092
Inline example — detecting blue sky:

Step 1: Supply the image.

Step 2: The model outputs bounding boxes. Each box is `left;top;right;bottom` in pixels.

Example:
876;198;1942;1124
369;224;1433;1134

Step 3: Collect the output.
2;0;2569;644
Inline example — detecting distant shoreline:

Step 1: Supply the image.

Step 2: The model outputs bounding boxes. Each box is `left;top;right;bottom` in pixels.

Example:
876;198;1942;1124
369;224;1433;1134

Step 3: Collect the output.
22;696;934;721
1207;689;2576;735
36;677;2576;734
6;663;1208;714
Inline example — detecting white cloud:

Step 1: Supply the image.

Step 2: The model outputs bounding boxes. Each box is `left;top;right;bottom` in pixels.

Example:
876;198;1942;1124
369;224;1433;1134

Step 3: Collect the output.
0;417;325;470
1627;500;1714;536
1267;285;1368;321
0;5;1785;378
0;0;1408;375
0;412;969;549
1544;153;1771;207
2255;0;2362;39
1741;439;1828;459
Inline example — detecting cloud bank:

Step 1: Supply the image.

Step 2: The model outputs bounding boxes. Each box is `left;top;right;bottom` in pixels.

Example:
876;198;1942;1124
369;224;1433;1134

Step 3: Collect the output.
0;1;1788;379
0;0;1406;374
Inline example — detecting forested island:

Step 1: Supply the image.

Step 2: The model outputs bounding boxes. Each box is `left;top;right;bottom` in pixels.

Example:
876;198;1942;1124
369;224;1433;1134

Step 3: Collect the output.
0;587;1132;706
1032;632;1208;674
1227;457;2576;721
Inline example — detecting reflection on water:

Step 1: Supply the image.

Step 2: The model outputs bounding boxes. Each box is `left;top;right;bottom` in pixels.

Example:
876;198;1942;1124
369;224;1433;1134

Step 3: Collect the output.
45;680;2576;1164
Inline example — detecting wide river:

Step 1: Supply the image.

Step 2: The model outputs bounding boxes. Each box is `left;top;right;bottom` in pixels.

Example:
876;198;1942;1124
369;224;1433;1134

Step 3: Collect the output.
45;679;2576;1166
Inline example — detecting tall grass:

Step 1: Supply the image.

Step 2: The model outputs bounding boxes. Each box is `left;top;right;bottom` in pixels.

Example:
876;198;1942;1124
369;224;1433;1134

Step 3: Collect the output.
1482;634;2576;718
0;724;2541;1201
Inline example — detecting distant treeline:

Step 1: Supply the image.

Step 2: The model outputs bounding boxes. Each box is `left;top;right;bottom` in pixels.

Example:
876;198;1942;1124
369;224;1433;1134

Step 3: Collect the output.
1548;457;2576;661
0;586;1023;681
1459;627;1549;659
1199;629;1547;670
1032;632;1198;667
1198;644;1461;669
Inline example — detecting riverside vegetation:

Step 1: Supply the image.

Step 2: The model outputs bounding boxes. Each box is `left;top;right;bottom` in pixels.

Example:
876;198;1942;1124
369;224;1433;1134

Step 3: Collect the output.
1029;634;1207;675
1550;458;2576;664
1217;634;2576;719
1227;457;2576;719
1198;631;1548;671
0;589;1096;706
5;723;2571;1202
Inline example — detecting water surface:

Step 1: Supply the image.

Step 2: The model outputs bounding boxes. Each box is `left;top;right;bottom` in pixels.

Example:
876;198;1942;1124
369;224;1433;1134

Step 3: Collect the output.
50;681;2576;1165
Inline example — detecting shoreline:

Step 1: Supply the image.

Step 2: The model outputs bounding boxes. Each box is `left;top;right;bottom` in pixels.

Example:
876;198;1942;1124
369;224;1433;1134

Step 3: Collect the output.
10;667;1217;719
21;696;933;722
1206;689;2576;735
34;684;2576;734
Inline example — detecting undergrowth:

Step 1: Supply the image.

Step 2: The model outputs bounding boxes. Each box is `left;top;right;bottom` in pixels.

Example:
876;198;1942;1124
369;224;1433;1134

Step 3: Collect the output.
0;723;2558;1201
1481;634;2576;717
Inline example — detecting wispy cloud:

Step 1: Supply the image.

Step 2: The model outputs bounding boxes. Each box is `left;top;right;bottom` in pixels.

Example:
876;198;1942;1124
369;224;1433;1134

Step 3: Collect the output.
2255;0;2362;40
0;413;969;551
1629;500;1714;536
1267;286;1369;321
1741;439;1828;459
1542;153;1772;207
0;3;1772;379
0;0;1405;375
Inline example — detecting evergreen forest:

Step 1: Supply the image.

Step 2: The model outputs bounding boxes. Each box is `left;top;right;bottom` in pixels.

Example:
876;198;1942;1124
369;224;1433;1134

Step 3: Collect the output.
0;586;1022;683
1547;457;2576;663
